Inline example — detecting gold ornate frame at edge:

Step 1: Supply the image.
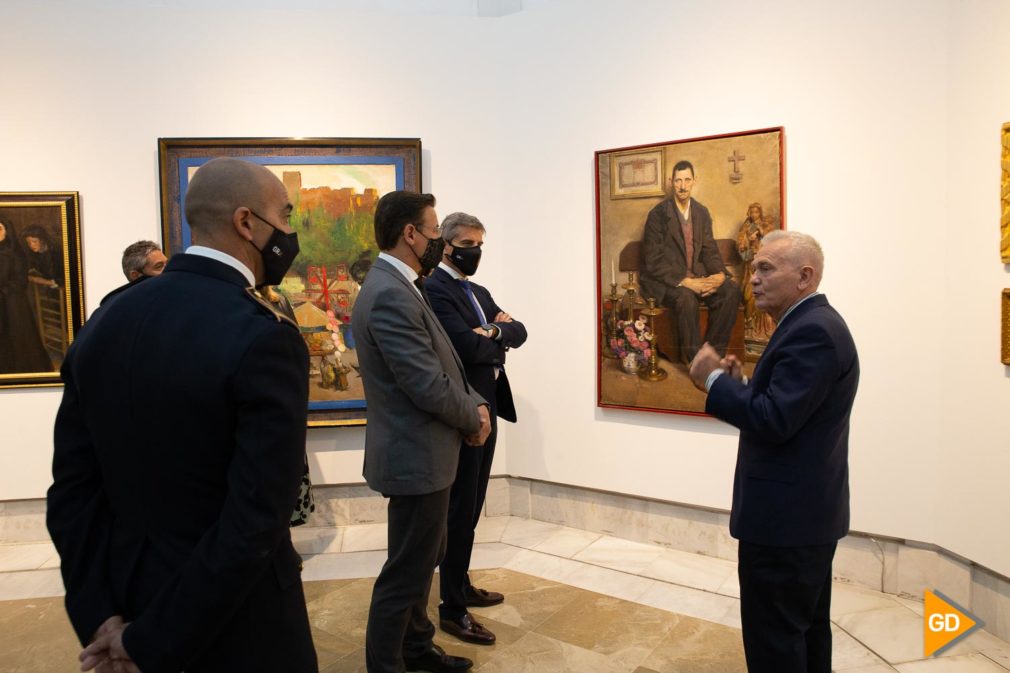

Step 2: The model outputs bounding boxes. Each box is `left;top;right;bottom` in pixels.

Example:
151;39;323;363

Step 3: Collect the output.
1001;123;1009;264
1002;289;1010;365
593;126;787;418
0;192;85;389
308;417;366;428
157;137;423;428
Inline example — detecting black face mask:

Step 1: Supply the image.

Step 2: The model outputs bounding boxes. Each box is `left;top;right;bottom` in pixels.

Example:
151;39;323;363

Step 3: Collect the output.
412;229;445;277
448;244;482;277
249;209;300;286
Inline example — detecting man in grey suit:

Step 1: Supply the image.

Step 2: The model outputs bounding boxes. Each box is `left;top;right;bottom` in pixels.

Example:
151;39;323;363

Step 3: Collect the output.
352;190;491;673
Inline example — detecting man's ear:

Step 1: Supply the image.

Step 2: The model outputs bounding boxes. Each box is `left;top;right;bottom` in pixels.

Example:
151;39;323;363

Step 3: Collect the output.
402;222;418;245
128;270;140;281
232;207;255;243
797;265;815;290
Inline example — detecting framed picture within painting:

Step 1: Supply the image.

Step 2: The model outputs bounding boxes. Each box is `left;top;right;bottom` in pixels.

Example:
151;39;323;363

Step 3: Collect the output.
0;192;86;389
595;127;785;416
610;149;666;199
158;137;422;427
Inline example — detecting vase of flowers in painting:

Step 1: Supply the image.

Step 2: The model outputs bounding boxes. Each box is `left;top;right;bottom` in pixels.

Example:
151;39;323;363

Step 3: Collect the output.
609;318;651;375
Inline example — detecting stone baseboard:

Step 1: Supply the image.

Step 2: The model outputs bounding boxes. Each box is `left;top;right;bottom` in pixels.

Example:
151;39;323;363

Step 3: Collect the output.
491;476;1010;643
6;476;1009;641
0;500;48;544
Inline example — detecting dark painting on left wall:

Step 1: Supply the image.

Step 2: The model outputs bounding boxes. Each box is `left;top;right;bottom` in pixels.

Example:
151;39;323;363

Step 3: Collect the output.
0;192;85;388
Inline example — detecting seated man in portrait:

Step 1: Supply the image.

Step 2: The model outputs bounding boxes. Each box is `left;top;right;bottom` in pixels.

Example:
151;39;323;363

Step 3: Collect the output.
639;160;742;363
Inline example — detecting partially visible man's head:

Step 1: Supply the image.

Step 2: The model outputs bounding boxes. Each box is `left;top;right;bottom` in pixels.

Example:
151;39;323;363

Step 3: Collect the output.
440;212;486;277
122;240;167;281
373;191;437;251
671;161;696;205
0;222;7;242
750;230;824;321
440;212;485;246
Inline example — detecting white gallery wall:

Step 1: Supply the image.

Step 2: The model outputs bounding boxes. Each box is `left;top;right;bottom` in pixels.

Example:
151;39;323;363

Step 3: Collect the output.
1;0;1008;577
496;0;949;541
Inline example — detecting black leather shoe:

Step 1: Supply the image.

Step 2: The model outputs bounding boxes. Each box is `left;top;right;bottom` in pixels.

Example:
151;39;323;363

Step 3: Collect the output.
440;612;496;645
464;586;504;607
403;644;473;673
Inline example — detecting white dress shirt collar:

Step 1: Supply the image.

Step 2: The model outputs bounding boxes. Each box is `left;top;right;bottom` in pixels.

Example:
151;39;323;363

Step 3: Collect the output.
185;246;255;286
779;291;822;324
378;252;422;297
438;261;465;280
675;199;691;221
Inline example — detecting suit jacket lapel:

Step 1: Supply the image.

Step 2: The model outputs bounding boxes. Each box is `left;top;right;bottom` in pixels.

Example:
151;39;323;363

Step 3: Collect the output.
458;282;484;324
374;260;468;380
690;199;703;267
752;294;829;379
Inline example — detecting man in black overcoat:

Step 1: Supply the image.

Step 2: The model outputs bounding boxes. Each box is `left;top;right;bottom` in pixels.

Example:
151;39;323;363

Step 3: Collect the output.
47;158;317;673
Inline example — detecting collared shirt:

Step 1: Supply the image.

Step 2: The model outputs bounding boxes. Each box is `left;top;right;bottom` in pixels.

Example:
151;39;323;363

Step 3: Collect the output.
186;246;255;287
438;262;503;352
704;291;824;391
778;291;821;324
438;260;464;281
378;252;422;298
675;199;691;222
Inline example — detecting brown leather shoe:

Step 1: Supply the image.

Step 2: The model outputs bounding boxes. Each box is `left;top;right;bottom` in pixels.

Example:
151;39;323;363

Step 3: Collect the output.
464;586;504;607
439;613;496;645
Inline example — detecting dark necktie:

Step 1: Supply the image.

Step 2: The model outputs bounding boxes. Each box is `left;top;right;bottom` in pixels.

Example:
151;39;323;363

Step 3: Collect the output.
458;279;488;324
413;277;431;306
460;278;501;377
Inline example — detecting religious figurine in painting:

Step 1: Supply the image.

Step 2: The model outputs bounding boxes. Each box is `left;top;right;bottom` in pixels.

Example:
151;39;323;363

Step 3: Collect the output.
736;203;777;344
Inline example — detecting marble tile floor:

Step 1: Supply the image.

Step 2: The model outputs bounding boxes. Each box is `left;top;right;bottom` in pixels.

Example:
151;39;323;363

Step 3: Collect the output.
0;516;1007;673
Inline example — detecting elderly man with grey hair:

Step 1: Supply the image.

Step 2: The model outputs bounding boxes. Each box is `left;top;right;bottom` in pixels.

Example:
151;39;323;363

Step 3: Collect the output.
425;211;528;646
689;230;859;673
121;240;167;281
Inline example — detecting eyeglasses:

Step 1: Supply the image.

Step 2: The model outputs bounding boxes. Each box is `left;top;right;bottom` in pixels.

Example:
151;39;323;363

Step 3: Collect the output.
414;222;441;236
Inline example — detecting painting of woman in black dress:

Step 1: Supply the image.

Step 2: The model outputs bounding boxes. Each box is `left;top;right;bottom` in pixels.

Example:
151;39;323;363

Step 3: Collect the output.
0;220;53;374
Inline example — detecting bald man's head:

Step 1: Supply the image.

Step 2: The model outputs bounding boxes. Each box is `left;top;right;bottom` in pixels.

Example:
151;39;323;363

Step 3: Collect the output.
182;157;296;285
761;230;824;286
751;230;825;321
184;157;285;234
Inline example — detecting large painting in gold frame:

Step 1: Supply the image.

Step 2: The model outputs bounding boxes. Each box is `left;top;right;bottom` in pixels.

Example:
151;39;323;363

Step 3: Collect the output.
158;137;421;428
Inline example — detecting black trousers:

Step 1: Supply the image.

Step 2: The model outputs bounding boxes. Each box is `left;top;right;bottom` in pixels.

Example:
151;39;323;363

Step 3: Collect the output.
365;487;451;673
737;540;837;673
438;415;498;620
665;281;742;362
